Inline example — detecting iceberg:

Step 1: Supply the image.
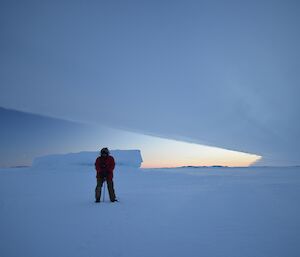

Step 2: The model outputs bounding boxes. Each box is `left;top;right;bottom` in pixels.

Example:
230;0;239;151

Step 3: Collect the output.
32;150;143;168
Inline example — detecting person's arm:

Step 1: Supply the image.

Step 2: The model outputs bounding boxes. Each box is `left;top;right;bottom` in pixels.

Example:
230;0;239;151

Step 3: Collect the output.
109;156;115;172
95;158;101;173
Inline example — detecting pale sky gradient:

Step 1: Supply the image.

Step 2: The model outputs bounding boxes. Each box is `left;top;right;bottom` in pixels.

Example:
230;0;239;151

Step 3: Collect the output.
112;132;262;168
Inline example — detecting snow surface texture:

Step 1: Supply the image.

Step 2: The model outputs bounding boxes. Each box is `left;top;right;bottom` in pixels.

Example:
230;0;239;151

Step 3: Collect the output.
32;150;143;168
1;153;300;257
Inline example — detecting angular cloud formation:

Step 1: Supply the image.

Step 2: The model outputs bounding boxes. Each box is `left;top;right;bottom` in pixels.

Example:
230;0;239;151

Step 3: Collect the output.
0;107;260;168
0;1;299;165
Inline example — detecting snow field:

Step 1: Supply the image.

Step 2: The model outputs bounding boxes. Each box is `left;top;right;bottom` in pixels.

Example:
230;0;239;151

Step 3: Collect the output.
1;165;300;257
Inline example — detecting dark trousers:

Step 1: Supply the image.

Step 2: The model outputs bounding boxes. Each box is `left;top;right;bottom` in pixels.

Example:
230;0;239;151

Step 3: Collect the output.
95;177;116;202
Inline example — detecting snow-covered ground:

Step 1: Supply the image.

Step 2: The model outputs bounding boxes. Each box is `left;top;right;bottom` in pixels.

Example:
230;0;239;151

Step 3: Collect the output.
1;162;300;257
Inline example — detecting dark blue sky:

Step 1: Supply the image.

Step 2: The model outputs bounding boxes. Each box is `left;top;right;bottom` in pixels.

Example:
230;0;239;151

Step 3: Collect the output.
0;0;299;166
0;107;94;167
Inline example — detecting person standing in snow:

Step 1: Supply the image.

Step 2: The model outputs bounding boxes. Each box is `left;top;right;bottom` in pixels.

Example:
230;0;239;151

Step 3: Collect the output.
94;147;117;202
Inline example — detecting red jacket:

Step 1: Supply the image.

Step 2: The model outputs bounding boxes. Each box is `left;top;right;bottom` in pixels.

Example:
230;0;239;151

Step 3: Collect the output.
95;155;115;180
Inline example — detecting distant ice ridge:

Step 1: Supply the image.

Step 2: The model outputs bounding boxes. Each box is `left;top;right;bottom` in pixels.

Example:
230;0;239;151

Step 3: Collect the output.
32;150;143;168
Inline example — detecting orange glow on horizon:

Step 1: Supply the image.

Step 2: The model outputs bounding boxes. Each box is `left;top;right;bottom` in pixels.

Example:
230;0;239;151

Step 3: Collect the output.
137;136;262;169
141;157;261;169
105;128;262;169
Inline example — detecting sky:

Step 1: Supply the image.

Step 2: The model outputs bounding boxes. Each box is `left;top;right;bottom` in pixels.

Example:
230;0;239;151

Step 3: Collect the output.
0;0;299;166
